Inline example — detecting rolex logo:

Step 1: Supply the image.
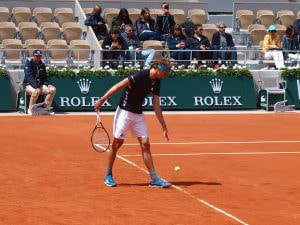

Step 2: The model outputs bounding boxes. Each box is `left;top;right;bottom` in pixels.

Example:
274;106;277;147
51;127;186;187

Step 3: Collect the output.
77;78;91;94
210;78;223;94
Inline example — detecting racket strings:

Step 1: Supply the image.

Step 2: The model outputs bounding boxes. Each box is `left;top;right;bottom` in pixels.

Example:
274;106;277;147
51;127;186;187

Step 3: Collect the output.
92;127;110;152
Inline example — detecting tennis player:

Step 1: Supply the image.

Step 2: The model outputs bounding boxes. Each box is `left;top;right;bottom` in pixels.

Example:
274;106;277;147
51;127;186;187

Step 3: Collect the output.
95;59;172;188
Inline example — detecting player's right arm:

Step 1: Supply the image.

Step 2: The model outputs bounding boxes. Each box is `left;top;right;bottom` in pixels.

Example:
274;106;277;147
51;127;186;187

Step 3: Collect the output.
94;78;130;111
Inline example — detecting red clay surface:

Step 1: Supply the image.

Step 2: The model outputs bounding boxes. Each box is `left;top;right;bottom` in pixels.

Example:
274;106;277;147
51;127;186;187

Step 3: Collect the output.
1;113;300;225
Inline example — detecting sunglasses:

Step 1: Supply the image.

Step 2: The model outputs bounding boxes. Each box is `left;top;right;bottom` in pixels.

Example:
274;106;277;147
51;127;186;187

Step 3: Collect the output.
219;26;226;29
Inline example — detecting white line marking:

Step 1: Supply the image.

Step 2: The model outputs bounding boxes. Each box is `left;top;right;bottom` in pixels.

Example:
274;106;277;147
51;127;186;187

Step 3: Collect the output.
120;151;300;157
123;140;300;146
116;154;249;225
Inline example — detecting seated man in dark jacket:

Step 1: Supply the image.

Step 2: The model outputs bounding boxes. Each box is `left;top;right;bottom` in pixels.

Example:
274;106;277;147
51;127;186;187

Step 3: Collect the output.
189;24;211;66
211;22;237;68
84;5;108;40
102;29;128;68
155;2;175;41
23;49;56;115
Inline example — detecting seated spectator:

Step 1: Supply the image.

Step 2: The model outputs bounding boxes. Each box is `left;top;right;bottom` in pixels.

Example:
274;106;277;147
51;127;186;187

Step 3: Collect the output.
155;2;175;41
110;8;133;34
166;24;191;68
293;17;300;35
282;25;300;64
122;24;155;69
102;29;128;68
262;25;285;69
211;22;237;68
84;5;108;40
23;50;56;115
188;24;211;66
135;8;160;41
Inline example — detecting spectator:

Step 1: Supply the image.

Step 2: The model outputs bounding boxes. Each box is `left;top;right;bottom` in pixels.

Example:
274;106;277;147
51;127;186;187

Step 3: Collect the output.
166;23;190;68
22;50;56;115
122;24;155;69
110;8;133;34
262;25;285;69
293;17;300;35
211;22;237;68
102;29;128;69
155;2;175;41
135;8;160;41
189;24;211;66
282;25;300;64
84;5;108;40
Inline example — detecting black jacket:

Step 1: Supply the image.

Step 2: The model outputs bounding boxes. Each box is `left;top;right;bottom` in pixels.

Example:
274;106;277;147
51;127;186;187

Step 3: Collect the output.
84;13;108;36
102;35;128;50
155;14;175;36
23;58;49;89
135;17;156;37
189;35;211;50
211;32;235;47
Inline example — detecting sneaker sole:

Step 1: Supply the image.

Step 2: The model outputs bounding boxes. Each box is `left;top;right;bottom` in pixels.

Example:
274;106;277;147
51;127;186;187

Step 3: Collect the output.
149;184;172;188
104;181;117;187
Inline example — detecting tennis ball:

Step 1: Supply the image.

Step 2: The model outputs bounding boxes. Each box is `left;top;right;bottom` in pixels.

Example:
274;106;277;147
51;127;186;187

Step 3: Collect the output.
174;166;181;172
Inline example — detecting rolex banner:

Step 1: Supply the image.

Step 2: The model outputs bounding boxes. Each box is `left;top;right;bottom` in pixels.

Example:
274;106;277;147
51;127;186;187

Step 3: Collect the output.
283;77;300;109
49;75;256;111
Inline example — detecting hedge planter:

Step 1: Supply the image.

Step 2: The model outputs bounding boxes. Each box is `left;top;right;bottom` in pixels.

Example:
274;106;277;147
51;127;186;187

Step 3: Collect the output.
283;77;300;109
48;75;256;111
0;76;13;111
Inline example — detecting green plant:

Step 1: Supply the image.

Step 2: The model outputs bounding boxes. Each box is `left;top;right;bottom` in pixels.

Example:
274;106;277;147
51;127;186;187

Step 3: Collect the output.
46;66;76;77
114;65;139;77
281;67;300;78
0;65;9;76
217;65;252;77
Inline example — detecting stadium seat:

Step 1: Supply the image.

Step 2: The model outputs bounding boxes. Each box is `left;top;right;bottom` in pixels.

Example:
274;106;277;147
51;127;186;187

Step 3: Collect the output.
143;40;164;59
0;22;17;43
188;9;207;25
235;10;255;30
54;8;75;27
169;9;186;25
248;24;267;45
276;10;296;27
40;22;61;43
297;11;300;19
275;24;286;39
2;39;23;66
70;40;91;66
62;22;82;44
33;7;53;26
82;8;93;15
18;22;39;42
47;39;69;66
256;10;276;28
149;9;161;20
103;8;119;30
24;39;46;57
11;7;32;26
128;8;140;24
202;23;218;42
0;7;9;22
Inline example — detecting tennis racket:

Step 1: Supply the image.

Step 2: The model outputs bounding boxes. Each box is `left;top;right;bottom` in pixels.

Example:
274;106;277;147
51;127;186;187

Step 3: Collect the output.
91;111;110;152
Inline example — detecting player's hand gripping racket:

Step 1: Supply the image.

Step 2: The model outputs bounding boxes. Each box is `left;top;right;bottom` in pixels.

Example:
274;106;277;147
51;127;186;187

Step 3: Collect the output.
91;111;110;152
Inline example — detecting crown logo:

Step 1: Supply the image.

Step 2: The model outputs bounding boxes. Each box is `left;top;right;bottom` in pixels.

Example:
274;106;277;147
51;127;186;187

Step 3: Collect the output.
210;78;223;94
77;78;91;94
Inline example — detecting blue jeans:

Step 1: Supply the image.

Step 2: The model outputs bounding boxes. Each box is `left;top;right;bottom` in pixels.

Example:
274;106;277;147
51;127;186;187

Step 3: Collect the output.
139;31;160;41
212;45;237;65
128;46;155;67
170;48;191;67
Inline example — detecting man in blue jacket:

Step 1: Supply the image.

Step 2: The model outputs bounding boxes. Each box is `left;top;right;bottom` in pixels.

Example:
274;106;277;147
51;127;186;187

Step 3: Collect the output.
23;50;56;115
211;22;237;68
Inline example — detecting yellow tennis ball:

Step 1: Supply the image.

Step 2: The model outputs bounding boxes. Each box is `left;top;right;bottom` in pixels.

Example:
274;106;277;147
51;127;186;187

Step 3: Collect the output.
174;166;180;172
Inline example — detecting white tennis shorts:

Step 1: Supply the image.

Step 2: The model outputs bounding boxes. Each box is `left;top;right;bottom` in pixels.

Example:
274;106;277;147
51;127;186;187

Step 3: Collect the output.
113;107;148;139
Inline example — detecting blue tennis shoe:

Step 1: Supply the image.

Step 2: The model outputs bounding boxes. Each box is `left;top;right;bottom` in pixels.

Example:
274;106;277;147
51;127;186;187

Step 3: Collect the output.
104;175;117;187
149;177;172;188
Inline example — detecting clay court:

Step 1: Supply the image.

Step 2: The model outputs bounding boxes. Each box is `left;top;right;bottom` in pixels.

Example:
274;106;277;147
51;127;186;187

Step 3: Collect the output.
1;112;300;225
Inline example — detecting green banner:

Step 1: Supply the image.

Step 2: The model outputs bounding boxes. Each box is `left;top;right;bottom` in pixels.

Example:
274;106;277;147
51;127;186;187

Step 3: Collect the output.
0;76;13;111
283;77;300;109
49;75;256;111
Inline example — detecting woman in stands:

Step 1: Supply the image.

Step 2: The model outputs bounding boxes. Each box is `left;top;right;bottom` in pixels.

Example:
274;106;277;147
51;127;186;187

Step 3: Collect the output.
282;25;300;65
110;8;132;34
262;25;285;69
135;8;160;41
166;23;191;68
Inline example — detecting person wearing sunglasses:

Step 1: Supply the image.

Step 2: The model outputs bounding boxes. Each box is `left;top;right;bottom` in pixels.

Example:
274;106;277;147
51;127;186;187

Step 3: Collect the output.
262;25;285;69
211;22;237;69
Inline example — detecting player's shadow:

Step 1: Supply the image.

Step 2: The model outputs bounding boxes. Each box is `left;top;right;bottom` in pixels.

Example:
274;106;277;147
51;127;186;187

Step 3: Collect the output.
118;181;221;187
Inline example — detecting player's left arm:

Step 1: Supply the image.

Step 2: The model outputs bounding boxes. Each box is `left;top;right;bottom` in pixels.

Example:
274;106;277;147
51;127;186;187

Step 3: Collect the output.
153;94;169;140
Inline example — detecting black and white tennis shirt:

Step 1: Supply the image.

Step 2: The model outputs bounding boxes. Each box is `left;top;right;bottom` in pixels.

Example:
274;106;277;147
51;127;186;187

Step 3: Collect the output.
118;69;160;114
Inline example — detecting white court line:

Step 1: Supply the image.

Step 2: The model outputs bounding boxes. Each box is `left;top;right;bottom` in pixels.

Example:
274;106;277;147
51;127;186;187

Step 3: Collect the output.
116;154;249;225
123;140;300;146
120;151;300;157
